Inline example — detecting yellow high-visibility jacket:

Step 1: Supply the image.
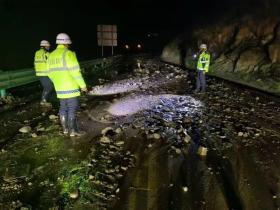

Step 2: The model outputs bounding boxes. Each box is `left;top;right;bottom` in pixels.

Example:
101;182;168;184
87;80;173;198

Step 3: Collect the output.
197;52;210;72
47;45;86;99
34;48;49;76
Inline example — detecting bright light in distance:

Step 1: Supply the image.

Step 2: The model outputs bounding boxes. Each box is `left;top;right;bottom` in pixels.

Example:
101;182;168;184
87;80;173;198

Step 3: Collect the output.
107;94;203;116
137;44;142;49
125;44;129;49
193;54;197;59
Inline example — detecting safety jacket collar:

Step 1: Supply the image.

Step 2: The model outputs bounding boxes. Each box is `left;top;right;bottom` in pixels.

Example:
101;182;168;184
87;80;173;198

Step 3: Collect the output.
57;44;67;49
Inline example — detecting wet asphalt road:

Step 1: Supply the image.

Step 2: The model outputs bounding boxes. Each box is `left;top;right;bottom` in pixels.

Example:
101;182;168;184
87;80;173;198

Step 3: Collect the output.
0;56;279;210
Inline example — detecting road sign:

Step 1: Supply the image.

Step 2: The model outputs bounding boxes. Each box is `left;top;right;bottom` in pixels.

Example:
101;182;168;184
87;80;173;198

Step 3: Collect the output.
97;25;118;56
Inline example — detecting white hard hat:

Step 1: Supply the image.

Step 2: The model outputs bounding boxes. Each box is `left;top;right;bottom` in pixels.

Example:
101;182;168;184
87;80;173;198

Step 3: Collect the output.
56;33;72;44
200;44;207;49
40;40;50;47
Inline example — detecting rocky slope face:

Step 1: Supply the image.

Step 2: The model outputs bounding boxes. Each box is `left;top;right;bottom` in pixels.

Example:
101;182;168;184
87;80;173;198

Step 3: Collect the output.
161;16;280;94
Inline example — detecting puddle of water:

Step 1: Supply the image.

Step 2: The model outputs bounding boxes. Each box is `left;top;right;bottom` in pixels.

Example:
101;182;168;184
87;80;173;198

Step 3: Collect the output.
108;94;202;116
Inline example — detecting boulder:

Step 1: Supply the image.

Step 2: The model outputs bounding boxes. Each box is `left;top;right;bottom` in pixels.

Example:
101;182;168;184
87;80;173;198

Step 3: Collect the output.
161;38;182;65
235;48;266;73
268;41;280;63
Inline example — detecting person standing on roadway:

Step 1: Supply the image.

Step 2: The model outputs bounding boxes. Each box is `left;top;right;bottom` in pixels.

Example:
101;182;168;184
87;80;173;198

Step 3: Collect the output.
34;40;53;105
195;44;210;93
47;33;87;137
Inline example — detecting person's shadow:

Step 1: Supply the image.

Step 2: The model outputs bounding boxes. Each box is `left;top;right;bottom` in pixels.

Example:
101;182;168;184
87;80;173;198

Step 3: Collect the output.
179;41;197;91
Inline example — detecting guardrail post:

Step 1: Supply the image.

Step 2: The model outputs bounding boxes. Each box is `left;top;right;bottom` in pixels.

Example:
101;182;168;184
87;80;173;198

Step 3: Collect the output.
0;89;6;98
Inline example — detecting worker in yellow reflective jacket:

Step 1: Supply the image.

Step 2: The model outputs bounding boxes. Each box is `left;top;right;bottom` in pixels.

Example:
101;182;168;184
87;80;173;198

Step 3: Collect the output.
34;40;53;105
195;44;210;93
47;33;87;137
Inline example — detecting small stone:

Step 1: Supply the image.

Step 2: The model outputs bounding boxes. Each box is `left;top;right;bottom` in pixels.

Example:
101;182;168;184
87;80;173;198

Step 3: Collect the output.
19;126;32;133
175;148;181;154
243;133;249;138
197;146;208;156
89;175;95;180
0;149;6;154
69;190;79;199
121;166;128;171
49;115;58;120
115;141;125;146
36;126;45;131
31;133;38;138
100;136;111;144
182;186;188;192
101;127;115;136
183;135;191;144
238;132;243;137
272;195;277;199
225;108;231;112
153;133;161;139
115;128;122;134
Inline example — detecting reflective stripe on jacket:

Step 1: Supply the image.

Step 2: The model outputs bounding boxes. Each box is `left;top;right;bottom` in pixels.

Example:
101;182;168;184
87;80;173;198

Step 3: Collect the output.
47;45;86;99
34;49;49;76
197;52;210;72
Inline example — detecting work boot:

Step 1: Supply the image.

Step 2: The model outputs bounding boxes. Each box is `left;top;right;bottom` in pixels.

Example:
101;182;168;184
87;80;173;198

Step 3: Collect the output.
60;115;68;135
68;117;86;137
40;91;51;106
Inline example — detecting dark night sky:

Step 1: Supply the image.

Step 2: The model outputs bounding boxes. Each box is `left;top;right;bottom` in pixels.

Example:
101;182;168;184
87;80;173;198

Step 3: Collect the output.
0;0;275;69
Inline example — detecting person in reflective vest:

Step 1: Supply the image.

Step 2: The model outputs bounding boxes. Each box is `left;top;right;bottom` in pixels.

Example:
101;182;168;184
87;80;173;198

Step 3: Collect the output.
195;44;210;93
34;40;53;105
47;33;87;137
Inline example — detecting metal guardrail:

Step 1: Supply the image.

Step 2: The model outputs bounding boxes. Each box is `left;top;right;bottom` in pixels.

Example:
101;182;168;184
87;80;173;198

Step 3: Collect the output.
0;68;37;98
0;56;119;98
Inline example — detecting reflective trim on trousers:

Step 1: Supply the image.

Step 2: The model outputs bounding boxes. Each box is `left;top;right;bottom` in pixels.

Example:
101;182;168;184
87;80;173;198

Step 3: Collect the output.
56;89;80;94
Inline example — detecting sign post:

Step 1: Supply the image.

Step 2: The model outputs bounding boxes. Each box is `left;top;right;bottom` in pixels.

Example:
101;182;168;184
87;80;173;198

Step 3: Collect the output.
97;25;117;57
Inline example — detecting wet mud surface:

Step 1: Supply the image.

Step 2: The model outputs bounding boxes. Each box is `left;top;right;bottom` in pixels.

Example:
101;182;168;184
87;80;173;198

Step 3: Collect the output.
0;56;279;210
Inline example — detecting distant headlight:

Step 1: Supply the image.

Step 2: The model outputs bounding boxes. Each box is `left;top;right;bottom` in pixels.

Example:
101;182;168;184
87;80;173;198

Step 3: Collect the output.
125;45;130;49
137;44;142;49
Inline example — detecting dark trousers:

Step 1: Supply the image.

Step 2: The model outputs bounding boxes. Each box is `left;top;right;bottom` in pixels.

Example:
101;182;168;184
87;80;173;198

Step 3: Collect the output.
39;76;53;101
196;70;206;91
59;97;79;119
188;70;196;90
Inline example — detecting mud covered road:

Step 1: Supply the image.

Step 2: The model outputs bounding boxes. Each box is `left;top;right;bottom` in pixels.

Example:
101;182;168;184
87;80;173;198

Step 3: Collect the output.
0;56;279;210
